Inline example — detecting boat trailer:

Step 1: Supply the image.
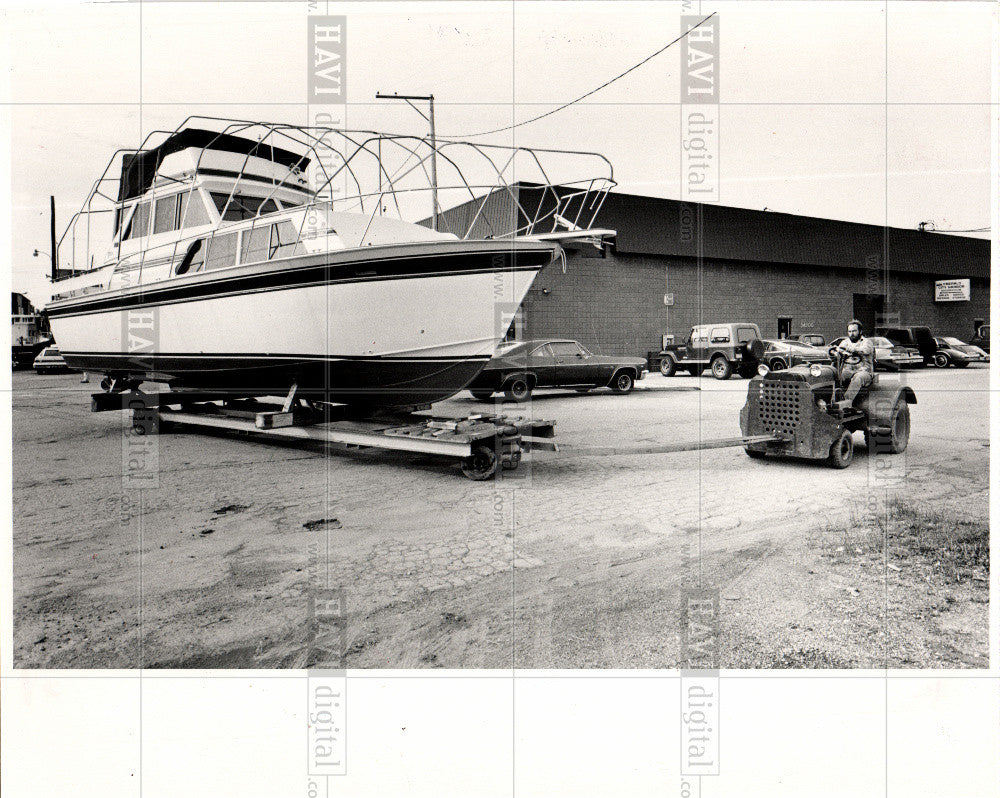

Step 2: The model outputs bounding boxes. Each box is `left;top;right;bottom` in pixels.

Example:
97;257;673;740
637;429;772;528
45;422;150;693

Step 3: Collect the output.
93;386;784;480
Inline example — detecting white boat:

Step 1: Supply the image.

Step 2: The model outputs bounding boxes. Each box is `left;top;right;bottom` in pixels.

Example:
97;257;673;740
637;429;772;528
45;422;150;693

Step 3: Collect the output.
45;120;614;407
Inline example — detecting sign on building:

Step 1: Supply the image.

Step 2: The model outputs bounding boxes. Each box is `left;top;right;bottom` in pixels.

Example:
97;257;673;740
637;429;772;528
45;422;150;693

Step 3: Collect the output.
935;279;970;302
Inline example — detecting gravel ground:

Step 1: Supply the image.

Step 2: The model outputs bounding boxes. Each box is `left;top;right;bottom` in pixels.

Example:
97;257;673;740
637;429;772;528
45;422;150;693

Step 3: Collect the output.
11;364;990;668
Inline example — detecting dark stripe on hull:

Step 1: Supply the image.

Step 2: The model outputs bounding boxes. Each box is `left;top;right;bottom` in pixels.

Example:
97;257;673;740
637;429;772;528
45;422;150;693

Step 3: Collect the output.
63;353;489;407
48;246;553;319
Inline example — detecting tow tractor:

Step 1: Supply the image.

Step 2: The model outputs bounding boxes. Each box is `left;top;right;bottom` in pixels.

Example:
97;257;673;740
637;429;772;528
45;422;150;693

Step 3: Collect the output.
740;352;916;468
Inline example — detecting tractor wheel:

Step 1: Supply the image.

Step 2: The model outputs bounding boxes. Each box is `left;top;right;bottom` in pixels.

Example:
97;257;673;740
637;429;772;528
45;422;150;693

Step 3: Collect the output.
470;390;494;401
461;444;498;480
827;429;854;468
711;356;733;380
503;377;531;403
659;357;677;377
933;352;949;368
611;371;635;394
870;399;910;454
745;448;767;460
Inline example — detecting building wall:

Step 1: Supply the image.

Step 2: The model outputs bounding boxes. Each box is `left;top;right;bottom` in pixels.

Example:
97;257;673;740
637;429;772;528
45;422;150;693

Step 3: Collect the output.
520;249;990;357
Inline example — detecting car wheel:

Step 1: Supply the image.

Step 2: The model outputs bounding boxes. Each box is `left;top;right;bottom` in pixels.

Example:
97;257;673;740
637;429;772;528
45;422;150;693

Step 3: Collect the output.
770;358;787;371
933;352;949;368
659;356;677;377
711;356;732;380
611;371;634;395
503;378;531;403
870;399;910;454
827;429;854;468
470;390;494;401
954;360;970;369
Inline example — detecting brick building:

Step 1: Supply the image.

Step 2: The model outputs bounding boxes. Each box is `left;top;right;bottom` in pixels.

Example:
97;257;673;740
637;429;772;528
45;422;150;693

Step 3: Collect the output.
434;186;990;358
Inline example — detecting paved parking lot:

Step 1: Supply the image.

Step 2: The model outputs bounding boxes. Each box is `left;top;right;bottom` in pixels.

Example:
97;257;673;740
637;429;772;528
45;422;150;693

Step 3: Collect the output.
11;364;990;668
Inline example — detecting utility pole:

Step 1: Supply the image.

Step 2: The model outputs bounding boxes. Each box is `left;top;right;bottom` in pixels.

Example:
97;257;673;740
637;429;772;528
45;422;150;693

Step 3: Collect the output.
375;92;439;230
49;195;57;281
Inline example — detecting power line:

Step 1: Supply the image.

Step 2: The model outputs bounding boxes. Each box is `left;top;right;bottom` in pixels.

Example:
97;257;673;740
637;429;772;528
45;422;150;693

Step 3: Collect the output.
446;13;718;139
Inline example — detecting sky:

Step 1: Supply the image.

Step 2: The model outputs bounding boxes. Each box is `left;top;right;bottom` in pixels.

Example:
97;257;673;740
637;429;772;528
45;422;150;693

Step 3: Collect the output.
1;0;995;306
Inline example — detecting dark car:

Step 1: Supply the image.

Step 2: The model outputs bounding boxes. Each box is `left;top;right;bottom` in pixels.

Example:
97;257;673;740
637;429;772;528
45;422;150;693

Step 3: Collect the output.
789;333;826;348
969;324;990;353
761;339;829;370
657;322;764;380
932;336;989;367
829;336;922;371
467;339;647;402
875;326;937;365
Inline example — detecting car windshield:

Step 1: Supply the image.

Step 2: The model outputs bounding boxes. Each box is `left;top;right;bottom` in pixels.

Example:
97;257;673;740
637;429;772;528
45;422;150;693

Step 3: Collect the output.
869;337;892;347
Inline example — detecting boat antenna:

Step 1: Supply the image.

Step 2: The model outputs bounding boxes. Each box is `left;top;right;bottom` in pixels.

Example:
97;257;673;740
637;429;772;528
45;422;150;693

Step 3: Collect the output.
449;13;717;139
375;92;439;231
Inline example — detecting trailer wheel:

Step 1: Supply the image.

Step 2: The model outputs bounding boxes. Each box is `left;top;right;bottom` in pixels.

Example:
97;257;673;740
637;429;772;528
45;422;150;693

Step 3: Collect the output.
611;371;634;394
504;378;531;402
870;399;910;454
659;357;677;377
462;444;498;480
827;429;854;468
711;356;733;380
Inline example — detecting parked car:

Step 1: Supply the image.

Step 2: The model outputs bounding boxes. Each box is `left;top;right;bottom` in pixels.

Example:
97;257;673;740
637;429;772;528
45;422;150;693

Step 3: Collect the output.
789;333;826;348
874;325;937;366
467;339;647;402
829;336;922;371
657;322;764;380
760;339;829;370
932;337;989;367
32;345;70;373
969;324;990;353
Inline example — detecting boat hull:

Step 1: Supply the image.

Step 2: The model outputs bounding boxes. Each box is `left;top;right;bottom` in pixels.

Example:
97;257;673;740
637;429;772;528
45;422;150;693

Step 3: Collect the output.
47;240;558;406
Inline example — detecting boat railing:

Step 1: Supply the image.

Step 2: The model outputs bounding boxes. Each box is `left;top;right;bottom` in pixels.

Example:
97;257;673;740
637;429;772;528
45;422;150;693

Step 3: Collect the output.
54;117;617;281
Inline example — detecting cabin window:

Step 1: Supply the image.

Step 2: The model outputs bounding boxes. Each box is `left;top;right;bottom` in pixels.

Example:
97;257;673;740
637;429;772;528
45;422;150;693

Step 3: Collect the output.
269;220;298;259
211;192;284;222
204;232;239;271
124;201;150;240
177;191;211;229
153;195;178;234
240;225;270;265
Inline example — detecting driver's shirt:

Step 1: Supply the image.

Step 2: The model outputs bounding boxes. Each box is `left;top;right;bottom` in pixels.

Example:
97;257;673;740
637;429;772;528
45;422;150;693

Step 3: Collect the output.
841;335;875;373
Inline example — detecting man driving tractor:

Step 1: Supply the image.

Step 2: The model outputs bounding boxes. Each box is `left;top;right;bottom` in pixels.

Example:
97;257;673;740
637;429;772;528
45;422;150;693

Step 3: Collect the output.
832;319;875;411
